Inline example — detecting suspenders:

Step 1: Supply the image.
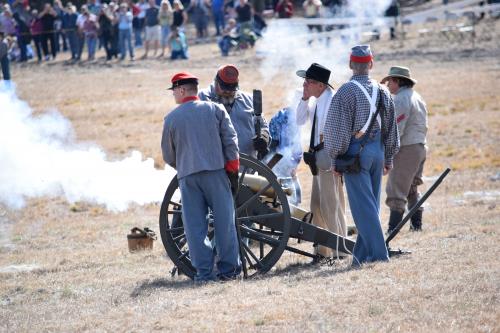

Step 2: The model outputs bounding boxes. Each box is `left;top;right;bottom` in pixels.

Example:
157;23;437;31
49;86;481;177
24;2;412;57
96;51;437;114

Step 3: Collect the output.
350;80;381;136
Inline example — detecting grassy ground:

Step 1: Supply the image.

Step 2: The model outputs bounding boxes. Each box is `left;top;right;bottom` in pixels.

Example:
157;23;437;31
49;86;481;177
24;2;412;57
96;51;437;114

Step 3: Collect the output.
1;16;499;333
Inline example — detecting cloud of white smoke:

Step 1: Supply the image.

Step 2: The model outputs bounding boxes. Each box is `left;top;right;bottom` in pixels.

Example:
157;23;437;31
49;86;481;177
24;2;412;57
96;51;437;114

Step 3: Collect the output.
257;0;392;85
257;0;392;179
0;84;175;212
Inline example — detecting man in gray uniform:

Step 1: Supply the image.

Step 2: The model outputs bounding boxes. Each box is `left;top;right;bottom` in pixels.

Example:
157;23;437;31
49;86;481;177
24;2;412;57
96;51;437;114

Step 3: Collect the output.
198;64;270;159
161;72;241;282
382;66;428;233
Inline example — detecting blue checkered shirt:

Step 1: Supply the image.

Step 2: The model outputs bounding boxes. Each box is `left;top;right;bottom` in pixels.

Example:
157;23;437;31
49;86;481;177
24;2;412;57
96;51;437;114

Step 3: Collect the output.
324;74;400;168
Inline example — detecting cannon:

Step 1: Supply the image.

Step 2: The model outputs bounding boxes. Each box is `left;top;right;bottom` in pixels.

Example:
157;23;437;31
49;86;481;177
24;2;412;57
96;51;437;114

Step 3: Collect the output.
159;154;450;279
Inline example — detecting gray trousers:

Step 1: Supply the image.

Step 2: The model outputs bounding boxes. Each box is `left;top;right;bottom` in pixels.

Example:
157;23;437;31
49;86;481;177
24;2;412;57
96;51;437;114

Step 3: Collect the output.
178;169;240;281
386;143;427;213
310;170;347;257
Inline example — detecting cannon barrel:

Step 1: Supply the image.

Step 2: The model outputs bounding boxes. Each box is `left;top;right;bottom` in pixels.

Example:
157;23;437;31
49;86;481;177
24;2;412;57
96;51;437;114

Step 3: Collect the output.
242;173;293;197
260;196;312;222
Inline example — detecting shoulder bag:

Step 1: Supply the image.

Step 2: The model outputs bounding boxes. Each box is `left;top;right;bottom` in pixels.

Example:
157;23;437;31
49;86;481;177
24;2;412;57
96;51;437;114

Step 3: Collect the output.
335;85;384;174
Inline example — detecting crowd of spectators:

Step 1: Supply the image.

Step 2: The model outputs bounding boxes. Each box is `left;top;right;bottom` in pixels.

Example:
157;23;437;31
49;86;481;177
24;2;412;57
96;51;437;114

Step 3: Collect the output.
0;0;302;67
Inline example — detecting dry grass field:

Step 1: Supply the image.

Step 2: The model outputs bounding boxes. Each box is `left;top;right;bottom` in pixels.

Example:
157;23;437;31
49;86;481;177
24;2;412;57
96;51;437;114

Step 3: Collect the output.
1;15;499;333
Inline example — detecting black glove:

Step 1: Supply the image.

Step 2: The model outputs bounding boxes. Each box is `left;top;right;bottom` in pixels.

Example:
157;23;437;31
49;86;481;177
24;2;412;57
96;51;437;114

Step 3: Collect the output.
253;136;269;155
227;171;239;196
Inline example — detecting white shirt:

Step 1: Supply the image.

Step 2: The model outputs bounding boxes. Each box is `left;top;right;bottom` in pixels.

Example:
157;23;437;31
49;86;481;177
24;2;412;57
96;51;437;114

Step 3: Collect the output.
76;14;86;30
296;87;334;147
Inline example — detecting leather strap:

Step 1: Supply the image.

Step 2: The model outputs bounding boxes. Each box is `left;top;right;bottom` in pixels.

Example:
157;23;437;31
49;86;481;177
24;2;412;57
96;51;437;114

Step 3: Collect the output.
309;106;317;150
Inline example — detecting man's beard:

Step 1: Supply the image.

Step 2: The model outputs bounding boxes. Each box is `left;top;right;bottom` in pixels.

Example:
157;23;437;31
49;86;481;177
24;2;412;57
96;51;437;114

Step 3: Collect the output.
215;95;236;112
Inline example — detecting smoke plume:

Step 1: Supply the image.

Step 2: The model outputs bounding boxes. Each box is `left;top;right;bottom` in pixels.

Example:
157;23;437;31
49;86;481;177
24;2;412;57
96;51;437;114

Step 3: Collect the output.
0;84;175;212
257;0;392;85
257;0;391;83
257;0;392;178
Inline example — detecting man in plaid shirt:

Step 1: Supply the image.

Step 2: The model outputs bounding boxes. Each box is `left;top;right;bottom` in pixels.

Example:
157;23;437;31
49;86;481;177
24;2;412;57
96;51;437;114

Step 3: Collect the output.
324;45;399;266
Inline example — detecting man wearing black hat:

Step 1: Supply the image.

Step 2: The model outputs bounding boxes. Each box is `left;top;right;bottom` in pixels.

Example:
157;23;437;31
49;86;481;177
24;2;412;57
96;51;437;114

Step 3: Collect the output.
324;45;400;266
199;64;270;160
162;72;241;282
296;62;347;260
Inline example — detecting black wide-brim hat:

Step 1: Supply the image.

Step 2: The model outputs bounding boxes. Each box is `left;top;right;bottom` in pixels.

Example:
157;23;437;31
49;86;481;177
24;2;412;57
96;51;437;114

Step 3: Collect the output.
296;63;333;88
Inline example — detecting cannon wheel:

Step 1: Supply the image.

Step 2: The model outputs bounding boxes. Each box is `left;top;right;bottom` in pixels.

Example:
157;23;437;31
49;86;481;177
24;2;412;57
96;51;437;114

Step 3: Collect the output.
159;154;291;279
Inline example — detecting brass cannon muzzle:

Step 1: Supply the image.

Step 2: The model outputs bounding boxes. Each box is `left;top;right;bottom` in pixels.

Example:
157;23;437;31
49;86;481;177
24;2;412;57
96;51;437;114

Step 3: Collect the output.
242;173;293;198
289;204;311;222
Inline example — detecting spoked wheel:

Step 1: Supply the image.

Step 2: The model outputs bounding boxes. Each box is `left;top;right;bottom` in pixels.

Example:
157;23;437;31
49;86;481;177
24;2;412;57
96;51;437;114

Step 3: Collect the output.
159;153;291;279
235;154;291;278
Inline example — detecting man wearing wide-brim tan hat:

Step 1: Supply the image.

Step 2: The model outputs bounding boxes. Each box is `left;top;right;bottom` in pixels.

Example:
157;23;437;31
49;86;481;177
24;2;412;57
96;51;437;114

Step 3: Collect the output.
381;66;417;85
381;66;428;234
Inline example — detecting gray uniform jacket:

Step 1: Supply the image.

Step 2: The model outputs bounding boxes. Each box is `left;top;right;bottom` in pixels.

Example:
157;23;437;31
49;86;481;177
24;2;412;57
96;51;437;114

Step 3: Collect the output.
198;84;270;158
161;99;239;179
394;87;428;146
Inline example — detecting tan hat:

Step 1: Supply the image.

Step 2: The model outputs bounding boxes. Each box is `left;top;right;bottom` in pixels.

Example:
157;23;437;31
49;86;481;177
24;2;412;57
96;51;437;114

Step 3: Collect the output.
381;66;417;85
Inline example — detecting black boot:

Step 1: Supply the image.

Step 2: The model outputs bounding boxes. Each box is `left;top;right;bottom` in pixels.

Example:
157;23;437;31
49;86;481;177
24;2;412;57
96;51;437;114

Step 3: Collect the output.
410;209;423;231
387;210;404;235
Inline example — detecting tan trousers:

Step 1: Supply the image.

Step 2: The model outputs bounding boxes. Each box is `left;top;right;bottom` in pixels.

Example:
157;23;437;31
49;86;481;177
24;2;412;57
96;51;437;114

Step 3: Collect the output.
310;169;347;257
386;143;427;213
